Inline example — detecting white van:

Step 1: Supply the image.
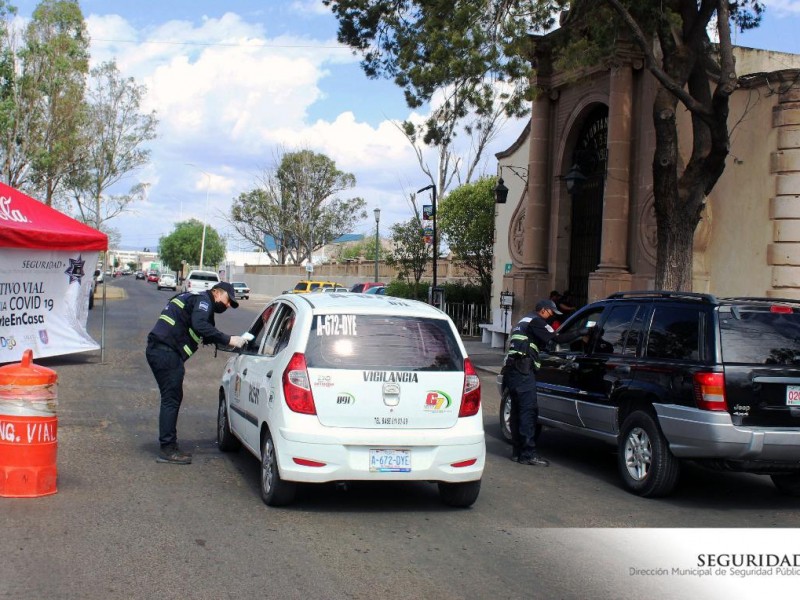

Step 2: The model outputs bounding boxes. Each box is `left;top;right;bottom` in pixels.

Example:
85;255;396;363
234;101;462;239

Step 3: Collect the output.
217;293;484;507
182;269;219;293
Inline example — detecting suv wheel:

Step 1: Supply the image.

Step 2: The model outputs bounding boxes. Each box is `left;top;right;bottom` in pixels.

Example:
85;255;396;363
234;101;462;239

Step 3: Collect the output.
618;411;680;497
499;389;541;445
260;430;296;506
771;472;800;496
217;394;241;452
438;480;481;508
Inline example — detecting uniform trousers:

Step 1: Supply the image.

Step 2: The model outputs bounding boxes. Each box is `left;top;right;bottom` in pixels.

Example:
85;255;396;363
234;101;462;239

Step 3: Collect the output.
145;341;186;448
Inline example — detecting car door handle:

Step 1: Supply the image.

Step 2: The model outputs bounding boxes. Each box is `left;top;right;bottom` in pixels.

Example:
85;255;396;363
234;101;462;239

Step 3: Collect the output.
615;365;631;375
242;368;248;377
266;370;273;379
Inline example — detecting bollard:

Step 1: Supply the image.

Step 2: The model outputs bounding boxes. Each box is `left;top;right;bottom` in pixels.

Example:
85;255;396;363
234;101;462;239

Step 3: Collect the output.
0;349;58;497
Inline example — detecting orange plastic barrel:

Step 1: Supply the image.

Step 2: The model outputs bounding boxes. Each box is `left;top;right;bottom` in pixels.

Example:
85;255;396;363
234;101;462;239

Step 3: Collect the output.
0;349;58;497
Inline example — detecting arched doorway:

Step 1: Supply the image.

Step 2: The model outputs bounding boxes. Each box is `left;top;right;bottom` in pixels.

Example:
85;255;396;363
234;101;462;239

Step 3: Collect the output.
568;105;608;307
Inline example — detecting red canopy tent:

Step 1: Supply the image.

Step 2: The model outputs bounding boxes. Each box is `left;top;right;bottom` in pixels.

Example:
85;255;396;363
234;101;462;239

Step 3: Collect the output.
0;182;107;250
0;182;109;363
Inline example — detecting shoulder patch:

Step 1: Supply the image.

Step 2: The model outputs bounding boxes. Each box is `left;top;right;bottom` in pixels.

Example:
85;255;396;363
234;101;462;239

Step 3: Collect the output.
198;300;210;312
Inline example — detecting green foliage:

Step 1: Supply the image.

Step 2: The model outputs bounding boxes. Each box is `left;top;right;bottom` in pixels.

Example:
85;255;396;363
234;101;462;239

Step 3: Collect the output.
385;279;428;301
24;0;90;206
437;176;495;306
339;236;383;261
384;279;484;305
385;217;429;285
229;149;366;265
159;219;226;271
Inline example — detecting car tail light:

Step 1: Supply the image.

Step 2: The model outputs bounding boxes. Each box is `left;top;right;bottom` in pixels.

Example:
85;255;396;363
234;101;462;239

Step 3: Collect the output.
293;457;326;467
693;372;727;411
458;358;481;417
771;304;793;314
282;352;316;414
451;458;477;468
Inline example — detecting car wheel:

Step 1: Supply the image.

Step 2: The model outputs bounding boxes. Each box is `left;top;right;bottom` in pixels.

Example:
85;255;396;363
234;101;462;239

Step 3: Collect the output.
438;480;481;508
499;389;541;445
217;394;240;452
260;430;296;506
499;389;512;443
771;472;800;496
618;411;680;497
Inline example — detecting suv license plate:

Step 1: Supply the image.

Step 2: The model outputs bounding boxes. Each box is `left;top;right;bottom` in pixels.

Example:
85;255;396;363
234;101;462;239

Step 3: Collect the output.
369;449;411;472
787;386;800;406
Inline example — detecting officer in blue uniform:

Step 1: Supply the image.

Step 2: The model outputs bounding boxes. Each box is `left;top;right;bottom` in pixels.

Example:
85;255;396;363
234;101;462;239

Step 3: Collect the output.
146;281;246;464
504;299;561;466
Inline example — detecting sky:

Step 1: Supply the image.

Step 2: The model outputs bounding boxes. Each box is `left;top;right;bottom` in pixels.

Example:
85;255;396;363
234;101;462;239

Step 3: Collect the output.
8;0;800;252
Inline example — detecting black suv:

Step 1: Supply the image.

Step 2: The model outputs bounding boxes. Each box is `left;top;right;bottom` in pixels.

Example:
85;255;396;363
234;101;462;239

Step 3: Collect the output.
499;291;800;497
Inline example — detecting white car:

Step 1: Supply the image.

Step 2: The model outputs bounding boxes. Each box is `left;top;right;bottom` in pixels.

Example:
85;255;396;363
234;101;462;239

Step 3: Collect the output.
217;293;484;507
182;269;220;293
231;281;250;300
157;273;177;291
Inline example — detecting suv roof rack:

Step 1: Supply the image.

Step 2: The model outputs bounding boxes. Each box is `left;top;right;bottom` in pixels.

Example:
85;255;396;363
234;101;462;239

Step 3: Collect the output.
720;296;800;305
607;290;718;303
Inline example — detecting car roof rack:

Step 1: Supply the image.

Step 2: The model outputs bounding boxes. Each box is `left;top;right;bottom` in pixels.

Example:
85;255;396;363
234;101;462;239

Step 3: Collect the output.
606;290;718;303
720;296;800;305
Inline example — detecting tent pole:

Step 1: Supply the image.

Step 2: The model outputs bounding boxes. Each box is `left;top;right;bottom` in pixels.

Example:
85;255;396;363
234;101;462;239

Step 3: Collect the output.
101;250;107;362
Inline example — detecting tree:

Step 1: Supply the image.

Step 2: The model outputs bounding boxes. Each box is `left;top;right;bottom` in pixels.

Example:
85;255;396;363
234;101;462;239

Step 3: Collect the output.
437;176;495;307
23;0;89;206
385;216;429;293
67;60;158;232
326;0;765;290
159;219;225;272
229;149;367;265
339;237;384;262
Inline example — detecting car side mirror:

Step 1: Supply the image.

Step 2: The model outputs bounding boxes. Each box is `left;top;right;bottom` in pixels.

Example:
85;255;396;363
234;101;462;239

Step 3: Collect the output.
94;269;101;277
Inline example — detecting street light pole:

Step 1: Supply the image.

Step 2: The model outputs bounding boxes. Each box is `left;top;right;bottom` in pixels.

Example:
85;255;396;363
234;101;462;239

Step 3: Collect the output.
186;163;211;270
373;207;380;282
417;183;437;293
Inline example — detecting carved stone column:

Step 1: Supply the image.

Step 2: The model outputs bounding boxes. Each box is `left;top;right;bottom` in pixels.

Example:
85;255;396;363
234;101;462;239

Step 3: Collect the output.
520;93;551;272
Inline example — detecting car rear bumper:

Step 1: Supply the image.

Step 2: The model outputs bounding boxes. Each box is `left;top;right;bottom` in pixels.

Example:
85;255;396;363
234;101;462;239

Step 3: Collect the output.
656;404;800;462
276;426;485;483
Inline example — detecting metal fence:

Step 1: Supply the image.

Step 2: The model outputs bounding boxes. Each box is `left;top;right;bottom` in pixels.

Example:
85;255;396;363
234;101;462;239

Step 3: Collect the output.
444;302;489;337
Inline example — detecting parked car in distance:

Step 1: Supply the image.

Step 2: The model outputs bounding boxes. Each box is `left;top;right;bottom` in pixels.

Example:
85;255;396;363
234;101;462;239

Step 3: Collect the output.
291;280;342;294
498;291;800;498
310;286;349;293
146;271;159;283
157;273;177;291
349;282;386;293
182;269;220;293
364;286;386;295
231;281;250;300
135;271;145;280
217;293;484;508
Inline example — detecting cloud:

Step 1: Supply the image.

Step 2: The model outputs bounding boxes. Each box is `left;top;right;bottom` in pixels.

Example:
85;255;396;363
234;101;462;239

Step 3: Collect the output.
763;0;800;15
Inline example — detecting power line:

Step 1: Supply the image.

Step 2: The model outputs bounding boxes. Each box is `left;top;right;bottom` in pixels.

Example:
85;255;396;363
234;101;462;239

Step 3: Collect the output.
92;37;351;50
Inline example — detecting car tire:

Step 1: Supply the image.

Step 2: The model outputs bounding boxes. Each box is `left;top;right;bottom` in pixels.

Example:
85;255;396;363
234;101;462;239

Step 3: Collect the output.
618;410;680;497
438;480;481;508
499;390;512;443
771;472;800;496
499;389;542;445
217;394;240;452
260;430;296;507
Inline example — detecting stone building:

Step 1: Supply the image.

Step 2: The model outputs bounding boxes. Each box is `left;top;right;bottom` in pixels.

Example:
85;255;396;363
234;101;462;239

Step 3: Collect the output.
492;38;800;326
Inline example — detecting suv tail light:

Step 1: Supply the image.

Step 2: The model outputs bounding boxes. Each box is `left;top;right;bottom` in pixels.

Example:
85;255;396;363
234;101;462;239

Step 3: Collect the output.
282;352;316;414
693;372;727;411
459;358;481;417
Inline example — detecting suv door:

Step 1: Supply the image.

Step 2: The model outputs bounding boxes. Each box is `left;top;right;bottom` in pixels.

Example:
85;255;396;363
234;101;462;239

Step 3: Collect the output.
537;306;606;427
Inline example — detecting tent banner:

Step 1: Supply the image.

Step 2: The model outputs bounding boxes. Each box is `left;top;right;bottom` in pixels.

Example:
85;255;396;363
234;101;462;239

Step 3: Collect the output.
0;248;99;363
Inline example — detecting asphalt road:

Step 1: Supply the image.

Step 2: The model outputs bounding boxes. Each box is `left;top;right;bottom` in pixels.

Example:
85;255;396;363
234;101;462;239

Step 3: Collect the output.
2;277;799;599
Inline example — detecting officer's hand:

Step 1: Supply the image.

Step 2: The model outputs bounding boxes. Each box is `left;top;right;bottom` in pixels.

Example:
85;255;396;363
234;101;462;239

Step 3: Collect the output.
229;335;247;348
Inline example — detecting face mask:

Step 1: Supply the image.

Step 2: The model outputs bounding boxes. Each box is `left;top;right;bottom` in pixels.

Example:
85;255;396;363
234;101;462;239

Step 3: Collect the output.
213;301;228;314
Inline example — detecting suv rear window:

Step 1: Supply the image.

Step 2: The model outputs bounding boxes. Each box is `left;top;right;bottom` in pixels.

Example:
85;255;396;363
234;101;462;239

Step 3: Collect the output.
644;306;702;361
189;273;219;282
304;315;463;371
719;305;800;364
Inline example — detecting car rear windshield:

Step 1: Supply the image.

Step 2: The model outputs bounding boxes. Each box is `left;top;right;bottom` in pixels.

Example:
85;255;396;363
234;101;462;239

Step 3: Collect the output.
304;315;463;371
719;305;800;364
190;273;219;282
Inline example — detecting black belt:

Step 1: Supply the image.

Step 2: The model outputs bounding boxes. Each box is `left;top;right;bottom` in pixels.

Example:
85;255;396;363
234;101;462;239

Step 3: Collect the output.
148;340;177;353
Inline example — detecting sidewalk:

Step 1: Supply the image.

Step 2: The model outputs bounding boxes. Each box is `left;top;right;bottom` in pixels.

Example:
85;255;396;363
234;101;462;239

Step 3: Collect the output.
461;336;505;375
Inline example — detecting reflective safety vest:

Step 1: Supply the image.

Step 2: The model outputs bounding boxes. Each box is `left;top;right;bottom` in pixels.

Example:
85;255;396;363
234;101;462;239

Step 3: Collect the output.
505;312;542;370
149;292;206;361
